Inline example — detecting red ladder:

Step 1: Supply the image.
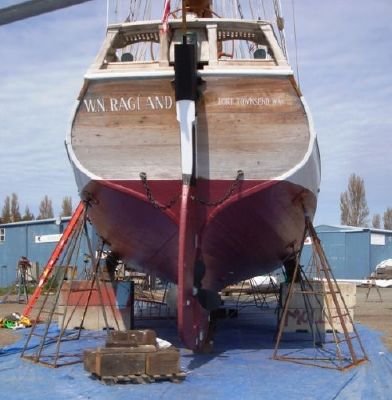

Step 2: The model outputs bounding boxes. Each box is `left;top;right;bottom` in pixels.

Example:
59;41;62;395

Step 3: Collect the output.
22;201;85;318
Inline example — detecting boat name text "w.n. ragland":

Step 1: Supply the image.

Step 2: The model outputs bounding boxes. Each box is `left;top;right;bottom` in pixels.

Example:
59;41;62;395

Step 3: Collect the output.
83;96;174;113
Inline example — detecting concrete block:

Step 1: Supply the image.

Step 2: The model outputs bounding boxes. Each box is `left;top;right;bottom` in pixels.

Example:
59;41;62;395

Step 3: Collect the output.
280;281;356;334
57;280;134;330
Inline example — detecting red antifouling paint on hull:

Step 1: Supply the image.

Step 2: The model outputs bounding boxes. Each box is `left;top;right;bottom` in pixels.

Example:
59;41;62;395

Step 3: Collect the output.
80;178;316;349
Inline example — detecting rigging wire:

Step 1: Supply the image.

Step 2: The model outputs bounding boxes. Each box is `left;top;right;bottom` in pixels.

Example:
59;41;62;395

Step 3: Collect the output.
237;0;244;19
234;0;239;18
272;0;288;60
260;0;266;19
105;0;294;63
106;0;109;27
126;0;136;21
248;0;256;20
114;0;119;22
291;0;301;88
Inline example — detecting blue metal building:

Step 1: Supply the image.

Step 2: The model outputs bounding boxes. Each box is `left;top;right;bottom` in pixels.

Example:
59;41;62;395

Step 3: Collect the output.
0;217;93;288
301;225;392;279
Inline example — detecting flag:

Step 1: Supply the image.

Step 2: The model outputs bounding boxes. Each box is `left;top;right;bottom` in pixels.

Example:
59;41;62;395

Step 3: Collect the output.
161;0;171;33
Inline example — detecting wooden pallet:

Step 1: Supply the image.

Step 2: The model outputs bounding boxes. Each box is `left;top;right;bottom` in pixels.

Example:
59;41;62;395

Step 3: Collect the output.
92;371;187;385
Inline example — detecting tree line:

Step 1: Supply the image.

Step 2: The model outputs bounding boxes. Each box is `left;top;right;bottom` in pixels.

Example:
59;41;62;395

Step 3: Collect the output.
0;194;73;224
2;177;391;229
340;173;392;229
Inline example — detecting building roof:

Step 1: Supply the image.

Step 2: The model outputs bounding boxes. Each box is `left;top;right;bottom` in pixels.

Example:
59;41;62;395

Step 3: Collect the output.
0;216;71;228
316;224;392;235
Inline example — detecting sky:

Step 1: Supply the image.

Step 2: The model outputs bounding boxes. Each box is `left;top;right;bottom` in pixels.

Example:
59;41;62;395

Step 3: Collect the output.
0;0;391;224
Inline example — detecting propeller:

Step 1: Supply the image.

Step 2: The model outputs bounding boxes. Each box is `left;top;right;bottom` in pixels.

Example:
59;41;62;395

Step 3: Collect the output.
193;259;221;311
196;288;222;311
0;0;93;26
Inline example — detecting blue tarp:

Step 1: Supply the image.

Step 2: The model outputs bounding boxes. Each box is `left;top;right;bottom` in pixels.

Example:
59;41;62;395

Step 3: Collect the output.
1;312;391;400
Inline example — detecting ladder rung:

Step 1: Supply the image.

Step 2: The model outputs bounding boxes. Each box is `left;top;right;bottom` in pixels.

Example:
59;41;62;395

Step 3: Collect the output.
336;336;358;344
296;290;324;295
36;310;65;316
330;313;350;318
29;333;60;339
50;311;65;316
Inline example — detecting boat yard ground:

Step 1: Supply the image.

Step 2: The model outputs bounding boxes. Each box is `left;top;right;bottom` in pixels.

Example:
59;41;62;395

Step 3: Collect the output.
0;286;392;399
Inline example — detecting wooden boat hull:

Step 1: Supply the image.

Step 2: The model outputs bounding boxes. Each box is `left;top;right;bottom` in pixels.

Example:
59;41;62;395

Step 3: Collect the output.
79;176;317;350
82;178;316;290
67;67;320;350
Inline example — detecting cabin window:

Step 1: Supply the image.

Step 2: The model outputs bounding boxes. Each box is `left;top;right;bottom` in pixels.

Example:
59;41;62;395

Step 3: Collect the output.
115;41;160;62
121;52;134;62
218;40;272;60
254;47;267;59
0;228;5;242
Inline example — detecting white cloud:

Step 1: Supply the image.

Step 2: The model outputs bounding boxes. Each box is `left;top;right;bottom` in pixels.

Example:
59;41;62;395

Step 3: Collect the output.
0;0;391;224
285;0;392;225
0;1;105;215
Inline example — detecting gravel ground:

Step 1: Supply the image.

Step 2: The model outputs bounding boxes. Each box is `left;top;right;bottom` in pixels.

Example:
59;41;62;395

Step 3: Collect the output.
0;295;49;347
0;304;24;346
354;286;392;350
1;287;391;350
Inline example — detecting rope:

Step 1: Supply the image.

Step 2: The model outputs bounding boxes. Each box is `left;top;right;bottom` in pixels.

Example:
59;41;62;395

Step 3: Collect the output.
273;0;288;59
260;0;267;19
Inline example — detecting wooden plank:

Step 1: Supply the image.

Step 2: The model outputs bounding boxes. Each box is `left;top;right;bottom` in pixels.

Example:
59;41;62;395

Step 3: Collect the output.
94;345;157;354
72;75;310;181
106;331;138;348
83;349;97;374
96;352;147;377
145;348;180;376
106;329;157;347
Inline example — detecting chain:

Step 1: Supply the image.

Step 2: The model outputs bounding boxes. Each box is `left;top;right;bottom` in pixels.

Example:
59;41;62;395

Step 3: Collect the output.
81;190;99;206
139;172;179;210
191;170;244;207
140;170;244;209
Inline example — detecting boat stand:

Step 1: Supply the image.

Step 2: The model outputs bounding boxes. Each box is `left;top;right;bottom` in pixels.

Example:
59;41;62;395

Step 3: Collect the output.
365;278;383;302
21;205;121;368
272;218;368;370
232;275;280;311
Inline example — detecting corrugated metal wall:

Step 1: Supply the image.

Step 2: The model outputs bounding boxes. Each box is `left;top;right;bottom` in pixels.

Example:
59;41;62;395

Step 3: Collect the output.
345;232;370;279
370;232;392;272
0;218;94;287
301;226;392;280
2;221;392;286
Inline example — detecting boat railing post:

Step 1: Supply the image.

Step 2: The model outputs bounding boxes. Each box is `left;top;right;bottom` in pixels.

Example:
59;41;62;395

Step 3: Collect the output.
207;24;218;66
159;24;170;67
